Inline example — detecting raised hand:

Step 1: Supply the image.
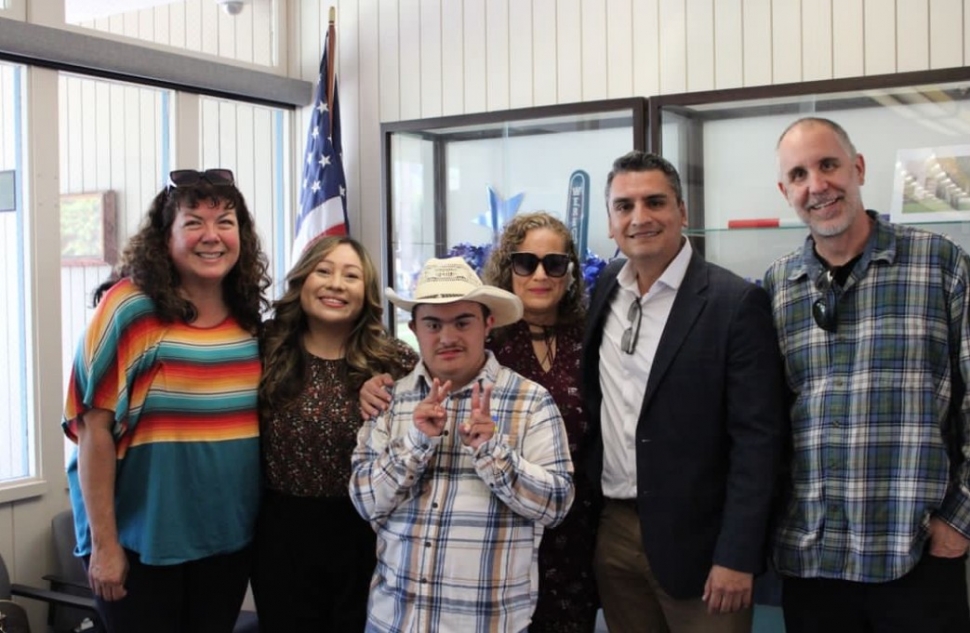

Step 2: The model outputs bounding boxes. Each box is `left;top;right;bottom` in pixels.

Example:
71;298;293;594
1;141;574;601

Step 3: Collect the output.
413;378;452;437
459;382;496;450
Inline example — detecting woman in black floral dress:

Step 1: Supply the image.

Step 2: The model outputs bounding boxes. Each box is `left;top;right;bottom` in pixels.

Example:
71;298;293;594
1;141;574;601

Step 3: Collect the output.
482;212;600;633
252;236;417;632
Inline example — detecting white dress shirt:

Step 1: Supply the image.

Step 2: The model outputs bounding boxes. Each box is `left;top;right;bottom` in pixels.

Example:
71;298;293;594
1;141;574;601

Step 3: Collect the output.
599;239;693;499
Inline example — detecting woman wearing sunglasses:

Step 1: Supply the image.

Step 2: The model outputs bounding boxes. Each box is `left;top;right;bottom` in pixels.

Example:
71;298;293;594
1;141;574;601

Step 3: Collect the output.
63;169;270;633
481;211;599;633
252;236;417;632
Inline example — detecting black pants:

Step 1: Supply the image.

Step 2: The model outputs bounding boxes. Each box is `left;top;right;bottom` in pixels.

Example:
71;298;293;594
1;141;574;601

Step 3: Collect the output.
85;546;251;633
251;490;376;633
782;553;970;633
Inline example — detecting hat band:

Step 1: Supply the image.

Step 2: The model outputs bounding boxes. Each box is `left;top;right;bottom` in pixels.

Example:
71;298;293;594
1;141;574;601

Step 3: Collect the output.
414;292;469;300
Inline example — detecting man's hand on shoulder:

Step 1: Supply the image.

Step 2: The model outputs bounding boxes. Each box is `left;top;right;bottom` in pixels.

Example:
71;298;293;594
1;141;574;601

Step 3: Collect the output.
703;565;752;614
928;517;970;558
360;373;395;419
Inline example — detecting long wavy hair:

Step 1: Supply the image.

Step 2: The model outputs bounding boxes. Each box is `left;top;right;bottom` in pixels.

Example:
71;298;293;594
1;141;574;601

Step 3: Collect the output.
259;236;411;417
93;182;270;334
482;211;586;331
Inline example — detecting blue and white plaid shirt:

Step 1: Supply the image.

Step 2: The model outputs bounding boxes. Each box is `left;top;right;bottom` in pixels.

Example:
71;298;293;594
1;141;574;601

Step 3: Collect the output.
350;351;574;633
765;211;970;583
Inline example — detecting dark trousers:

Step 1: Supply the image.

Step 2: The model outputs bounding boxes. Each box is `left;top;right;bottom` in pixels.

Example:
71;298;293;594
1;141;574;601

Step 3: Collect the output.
85;545;251;633
251;490;376;633
782;553;970;633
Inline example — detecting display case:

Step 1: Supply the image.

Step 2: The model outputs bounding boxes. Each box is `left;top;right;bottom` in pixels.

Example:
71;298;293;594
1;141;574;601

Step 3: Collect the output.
381;98;647;336
649;66;970;282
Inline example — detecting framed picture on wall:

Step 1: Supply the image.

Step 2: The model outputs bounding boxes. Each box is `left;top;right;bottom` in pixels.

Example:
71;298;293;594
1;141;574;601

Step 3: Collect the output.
60;190;117;266
890;145;970;223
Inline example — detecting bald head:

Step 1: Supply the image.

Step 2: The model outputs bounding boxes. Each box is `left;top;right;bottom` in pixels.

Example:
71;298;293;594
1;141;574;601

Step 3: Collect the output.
777;117;858;159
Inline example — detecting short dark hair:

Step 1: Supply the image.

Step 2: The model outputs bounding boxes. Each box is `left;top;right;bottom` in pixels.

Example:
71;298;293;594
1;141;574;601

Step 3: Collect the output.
411;303;491;322
777;117;857;157
604;151;684;209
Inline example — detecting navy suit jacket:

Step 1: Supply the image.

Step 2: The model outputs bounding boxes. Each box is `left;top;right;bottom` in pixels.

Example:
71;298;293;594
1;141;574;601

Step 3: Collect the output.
582;252;787;599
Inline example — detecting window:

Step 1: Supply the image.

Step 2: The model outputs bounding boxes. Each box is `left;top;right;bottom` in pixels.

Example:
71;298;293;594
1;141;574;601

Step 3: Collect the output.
0;61;32;483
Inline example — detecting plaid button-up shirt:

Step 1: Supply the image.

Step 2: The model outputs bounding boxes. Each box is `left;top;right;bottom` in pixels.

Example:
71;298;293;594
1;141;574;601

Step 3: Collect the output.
350;352;574;633
765;211;970;583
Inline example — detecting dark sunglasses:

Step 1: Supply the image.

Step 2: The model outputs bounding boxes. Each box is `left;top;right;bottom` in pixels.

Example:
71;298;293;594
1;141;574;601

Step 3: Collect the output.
167;169;235;191
510;252;571;278
621;298;642;354
812;269;839;333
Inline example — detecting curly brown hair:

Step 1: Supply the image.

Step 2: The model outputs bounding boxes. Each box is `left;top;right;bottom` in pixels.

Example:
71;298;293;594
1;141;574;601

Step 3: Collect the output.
259;236;413;418
482;211;586;329
94;182;270;334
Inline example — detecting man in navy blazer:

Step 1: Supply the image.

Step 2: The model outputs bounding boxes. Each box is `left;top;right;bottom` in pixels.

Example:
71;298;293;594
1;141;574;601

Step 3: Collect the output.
582;151;787;633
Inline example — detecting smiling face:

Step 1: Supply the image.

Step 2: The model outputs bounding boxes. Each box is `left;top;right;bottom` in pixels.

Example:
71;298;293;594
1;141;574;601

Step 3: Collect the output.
410;301;493;388
168;199;240;292
777;120;868;240
510;227;570;325
299;243;365;331
607;169;687;277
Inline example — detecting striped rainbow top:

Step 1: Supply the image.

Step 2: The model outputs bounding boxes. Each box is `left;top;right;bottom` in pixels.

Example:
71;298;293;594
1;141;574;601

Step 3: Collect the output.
63;278;261;565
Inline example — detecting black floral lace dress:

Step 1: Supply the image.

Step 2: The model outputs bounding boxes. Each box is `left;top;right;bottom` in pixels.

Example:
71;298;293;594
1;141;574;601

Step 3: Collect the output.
490;320;600;633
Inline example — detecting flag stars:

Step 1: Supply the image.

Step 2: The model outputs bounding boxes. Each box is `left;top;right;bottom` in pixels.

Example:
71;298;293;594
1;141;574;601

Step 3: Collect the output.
312;126;320;139
306;152;314;166
319;154;331;168
316;101;328;114
311;181;321;193
339;185;346;197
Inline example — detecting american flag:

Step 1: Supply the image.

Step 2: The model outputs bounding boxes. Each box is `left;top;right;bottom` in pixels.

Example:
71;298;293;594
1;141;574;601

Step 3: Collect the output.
293;20;347;260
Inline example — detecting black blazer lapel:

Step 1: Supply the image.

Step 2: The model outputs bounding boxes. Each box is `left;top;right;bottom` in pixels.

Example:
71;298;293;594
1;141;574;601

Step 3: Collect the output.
640;252;709;410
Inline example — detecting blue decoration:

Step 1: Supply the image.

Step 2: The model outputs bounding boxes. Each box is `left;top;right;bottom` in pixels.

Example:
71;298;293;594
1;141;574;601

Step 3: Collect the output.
474;186;524;241
565;170;590;256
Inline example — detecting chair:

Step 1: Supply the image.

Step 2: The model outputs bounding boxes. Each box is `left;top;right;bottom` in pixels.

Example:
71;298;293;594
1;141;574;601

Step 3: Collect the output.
27;510;257;633
1;553;33;633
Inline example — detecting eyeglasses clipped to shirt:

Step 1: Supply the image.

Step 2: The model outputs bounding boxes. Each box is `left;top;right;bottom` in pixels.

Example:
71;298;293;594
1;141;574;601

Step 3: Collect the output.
812;269;839;333
621;298;642;354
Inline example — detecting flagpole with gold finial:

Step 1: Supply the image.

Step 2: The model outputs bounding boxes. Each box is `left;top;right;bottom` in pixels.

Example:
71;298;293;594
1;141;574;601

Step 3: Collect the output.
326;7;336;136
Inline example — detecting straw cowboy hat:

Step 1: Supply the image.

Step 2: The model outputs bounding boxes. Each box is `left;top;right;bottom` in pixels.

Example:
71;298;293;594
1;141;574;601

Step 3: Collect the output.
387;257;523;328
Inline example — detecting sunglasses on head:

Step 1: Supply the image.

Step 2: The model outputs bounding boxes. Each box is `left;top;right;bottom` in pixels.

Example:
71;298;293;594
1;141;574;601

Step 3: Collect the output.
510;252;571;278
812;269;839;333
166;169;235;191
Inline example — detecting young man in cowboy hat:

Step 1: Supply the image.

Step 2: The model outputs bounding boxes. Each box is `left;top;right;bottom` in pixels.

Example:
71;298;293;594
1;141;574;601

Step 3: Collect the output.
350;256;575;633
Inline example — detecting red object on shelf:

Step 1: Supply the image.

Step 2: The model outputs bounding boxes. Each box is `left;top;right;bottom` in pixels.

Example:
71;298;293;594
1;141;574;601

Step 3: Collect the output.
727;218;802;229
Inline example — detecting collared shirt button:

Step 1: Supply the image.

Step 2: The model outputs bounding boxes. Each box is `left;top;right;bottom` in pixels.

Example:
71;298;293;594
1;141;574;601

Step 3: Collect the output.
432;502;439;509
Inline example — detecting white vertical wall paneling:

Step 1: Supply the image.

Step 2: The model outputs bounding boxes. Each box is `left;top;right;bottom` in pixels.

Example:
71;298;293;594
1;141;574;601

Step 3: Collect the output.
379;2;401;120
185;0;204;53
556;0;582;103
800;0;833;81
532;0;559;106
201;0;221;56
441;0;464;114
156;4;171;46
863;0;897;74
685;0;715;92
252;0;272;66
170;3;188;48
741;0;772;86
123;9;138;37
108;13;123;35
508;0;534;108
138;7;154;42
235;2;255;64
771;0;802;85
485;0;510;111
659;0;688;93
605;0;634;98
419;0;443;117
218;4;236;58
399;0;422;120
714;0;743;88
299;1;322;82
832;0;864;77
896;0;929;72
581;0;608;100
81;80;98;189
356;0;382;258
463;0;487;113
633;0;661;96
929;0;963;68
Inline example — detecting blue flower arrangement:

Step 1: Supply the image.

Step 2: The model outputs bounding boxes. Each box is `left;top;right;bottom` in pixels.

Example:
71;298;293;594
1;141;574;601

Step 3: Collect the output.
445;242;609;299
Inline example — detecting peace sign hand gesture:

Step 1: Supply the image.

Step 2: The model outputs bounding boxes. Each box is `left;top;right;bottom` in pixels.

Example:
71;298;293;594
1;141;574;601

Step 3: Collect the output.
413;378;452;437
459;382;496;450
